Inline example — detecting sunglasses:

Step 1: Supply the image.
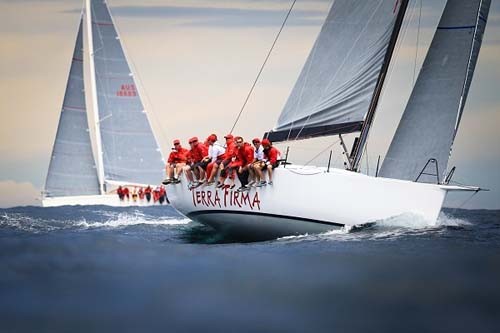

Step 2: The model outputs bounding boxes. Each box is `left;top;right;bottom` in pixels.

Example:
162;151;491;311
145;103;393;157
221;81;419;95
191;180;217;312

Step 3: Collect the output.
174;143;180;146
236;140;243;144
189;141;197;144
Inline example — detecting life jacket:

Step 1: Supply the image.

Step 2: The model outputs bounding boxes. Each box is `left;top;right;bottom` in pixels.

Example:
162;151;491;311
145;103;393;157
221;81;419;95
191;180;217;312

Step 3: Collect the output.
144;186;152;194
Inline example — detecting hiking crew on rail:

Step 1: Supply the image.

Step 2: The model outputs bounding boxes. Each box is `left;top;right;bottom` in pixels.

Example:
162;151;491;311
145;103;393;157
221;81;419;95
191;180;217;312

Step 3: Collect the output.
163;134;280;192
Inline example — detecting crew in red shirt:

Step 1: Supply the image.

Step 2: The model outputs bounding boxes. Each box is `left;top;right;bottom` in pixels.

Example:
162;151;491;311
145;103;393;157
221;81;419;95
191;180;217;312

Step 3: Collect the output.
144;185;152;202
163;139;188;185
261;138;280;185
122;187;130;200
229;136;254;191
217;134;237;188
117;186;125;201
183;136;209;187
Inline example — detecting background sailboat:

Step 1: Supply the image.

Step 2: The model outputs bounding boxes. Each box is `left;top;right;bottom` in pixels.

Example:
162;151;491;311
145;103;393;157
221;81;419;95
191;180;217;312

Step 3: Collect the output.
42;0;165;207
167;0;491;240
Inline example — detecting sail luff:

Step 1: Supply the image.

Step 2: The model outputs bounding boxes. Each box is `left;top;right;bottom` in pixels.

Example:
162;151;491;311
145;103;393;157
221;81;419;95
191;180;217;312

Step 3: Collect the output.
85;0;105;194
379;0;491;183
351;0;410;171
44;15;101;198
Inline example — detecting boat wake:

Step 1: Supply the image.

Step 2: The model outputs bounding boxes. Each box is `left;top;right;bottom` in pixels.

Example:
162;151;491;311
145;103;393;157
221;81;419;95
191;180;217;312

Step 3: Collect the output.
277;212;472;243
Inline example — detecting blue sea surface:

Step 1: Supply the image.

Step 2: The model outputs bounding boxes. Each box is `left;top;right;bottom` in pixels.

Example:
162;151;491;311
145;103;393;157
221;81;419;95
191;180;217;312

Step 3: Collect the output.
0;205;499;332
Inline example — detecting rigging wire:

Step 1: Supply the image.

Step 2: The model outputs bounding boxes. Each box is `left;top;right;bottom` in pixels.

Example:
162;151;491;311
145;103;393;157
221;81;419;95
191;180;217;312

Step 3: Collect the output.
229;0;297;134
455;190;480;211
303;139;340;167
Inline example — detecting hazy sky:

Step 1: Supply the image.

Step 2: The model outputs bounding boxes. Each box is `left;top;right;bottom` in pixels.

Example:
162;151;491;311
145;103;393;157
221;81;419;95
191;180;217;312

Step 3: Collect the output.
0;0;499;208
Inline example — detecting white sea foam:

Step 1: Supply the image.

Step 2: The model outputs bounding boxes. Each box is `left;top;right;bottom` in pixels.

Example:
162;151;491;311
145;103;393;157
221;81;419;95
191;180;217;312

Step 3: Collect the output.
277;212;473;243
75;213;191;229
436;212;471;227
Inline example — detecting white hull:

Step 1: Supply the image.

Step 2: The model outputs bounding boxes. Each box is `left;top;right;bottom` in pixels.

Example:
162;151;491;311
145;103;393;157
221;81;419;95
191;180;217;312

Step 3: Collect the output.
42;194;166;207
167;166;451;239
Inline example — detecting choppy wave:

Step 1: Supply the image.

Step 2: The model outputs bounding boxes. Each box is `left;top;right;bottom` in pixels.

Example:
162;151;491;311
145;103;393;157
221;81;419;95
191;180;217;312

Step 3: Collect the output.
1;206;497;246
0;206;189;234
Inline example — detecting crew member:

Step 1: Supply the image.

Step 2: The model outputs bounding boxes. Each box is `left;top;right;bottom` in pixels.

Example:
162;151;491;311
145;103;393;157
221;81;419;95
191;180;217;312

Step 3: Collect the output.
183;137;208;188
117;186;125;201
144;185;152;202
248;138;266;187
205;134;226;185
260;138;280;185
159;185;166;204
122;186;130;200
229;136;254;192
163;139;188;185
217;134;236;188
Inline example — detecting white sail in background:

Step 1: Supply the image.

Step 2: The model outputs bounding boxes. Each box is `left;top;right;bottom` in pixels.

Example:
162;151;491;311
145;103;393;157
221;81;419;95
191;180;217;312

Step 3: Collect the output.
266;0;406;142
380;0;491;183
89;0;164;186
44;18;100;197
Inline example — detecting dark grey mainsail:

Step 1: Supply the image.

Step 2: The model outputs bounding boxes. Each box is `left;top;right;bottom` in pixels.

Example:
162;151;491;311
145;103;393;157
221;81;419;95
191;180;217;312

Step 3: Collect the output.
44;18;100;198
265;0;408;142
380;0;490;183
88;0;164;186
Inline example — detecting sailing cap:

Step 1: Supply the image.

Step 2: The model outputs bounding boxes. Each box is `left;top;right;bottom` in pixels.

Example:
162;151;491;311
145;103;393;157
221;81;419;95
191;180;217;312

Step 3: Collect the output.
188;137;199;144
224;134;234;140
252;138;261;144
173;139;180;145
207;134;217;143
262;139;271;146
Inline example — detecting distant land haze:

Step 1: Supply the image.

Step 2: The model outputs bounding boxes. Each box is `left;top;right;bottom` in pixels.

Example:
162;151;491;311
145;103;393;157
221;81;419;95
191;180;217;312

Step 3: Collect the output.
0;0;499;208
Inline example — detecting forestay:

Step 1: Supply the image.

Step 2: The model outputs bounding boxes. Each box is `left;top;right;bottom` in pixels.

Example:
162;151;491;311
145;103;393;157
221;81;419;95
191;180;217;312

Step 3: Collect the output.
89;0;164;186
380;0;491;183
44;18;100;197
266;0;405;142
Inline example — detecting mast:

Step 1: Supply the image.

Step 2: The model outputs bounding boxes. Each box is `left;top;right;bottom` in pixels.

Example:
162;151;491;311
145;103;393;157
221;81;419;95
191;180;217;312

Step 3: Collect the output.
350;0;410;172
85;0;105;194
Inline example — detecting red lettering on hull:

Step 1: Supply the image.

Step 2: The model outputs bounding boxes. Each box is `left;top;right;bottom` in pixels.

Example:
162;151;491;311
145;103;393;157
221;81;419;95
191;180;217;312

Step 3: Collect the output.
191;189;261;211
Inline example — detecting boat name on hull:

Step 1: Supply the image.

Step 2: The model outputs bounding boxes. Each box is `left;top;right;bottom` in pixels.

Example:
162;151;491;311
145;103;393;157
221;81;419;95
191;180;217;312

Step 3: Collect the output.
191;189;261;210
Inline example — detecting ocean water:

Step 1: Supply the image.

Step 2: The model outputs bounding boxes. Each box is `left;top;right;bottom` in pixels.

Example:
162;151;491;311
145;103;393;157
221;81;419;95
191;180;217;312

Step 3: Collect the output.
0;206;499;333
